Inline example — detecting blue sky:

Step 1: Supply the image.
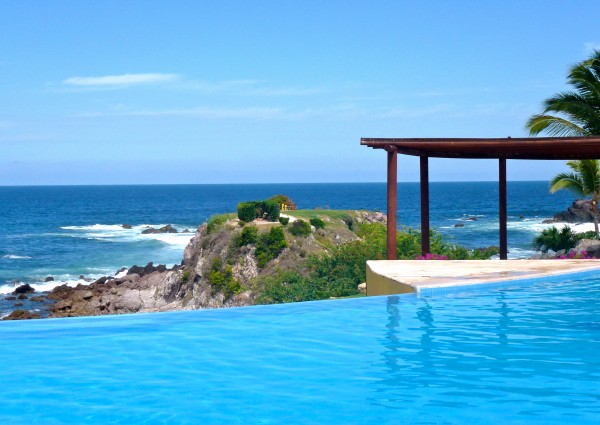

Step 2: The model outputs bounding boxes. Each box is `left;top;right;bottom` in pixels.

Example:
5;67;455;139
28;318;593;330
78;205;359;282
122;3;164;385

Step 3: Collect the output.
1;0;599;185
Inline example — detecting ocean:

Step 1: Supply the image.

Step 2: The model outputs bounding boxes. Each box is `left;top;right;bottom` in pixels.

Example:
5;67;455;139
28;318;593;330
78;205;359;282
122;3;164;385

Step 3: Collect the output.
0;182;574;304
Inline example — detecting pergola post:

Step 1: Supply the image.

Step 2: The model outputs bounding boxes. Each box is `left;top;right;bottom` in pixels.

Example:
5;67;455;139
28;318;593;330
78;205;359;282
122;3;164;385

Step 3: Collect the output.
420;156;430;256
499;157;508;260
386;146;398;260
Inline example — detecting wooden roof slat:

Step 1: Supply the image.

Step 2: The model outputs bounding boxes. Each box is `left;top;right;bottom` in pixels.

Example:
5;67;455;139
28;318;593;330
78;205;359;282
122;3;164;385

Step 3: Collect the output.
360;137;600;159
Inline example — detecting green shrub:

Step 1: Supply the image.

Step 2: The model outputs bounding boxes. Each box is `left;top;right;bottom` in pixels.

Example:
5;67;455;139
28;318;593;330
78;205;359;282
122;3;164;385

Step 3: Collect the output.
310;217;325;229
207;213;230;234
237;201;258;222
237;226;258;246
532;225;577;252
279;216;289;226
208;257;241;299
289;219;311;237
180;269;191;282
340;213;355;231
257;271;318;304
258;200;280;222
256;227;288;268
575;230;597;241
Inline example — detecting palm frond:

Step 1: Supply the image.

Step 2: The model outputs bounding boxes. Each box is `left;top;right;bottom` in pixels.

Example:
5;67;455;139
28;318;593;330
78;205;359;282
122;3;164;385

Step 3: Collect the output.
549;171;586;196
526;114;587;136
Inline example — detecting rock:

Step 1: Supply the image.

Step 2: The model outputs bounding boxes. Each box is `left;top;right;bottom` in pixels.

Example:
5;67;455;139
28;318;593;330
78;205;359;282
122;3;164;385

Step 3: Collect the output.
82;291;94;300
30;296;46;302
93;276;108;285
5;296;16;301
141;225;178;234
122;224;133;229
182;229;190;233
3;309;40;320
17;294;28;300
546;249;557;258
13;284;35;294
519;215;525;219
552;199;597;223
455;223;464;228
530;252;542;259
468;216;478;221
556;249;566;257
45;276;54;282
14;302;23;307
575;239;600;252
358;282;367;295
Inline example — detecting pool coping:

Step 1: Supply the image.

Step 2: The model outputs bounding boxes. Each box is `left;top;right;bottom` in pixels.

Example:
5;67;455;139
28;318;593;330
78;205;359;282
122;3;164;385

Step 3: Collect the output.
365;259;600;296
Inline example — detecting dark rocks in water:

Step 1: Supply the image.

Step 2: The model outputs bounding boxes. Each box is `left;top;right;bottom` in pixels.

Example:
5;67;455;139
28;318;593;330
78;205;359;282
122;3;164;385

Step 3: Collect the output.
3;309;40;320
45;276;54;282
30;296;46;302
121;224;133;229
467;216;478;221
552;199;596;223
93;276;108;285
182;229;191;233
141;225;177;234
14;302;23;307
126;262;168;278
13;284;35;294
519;215;525;219
455;223;465;228
5;296;16;301
17;294;28;300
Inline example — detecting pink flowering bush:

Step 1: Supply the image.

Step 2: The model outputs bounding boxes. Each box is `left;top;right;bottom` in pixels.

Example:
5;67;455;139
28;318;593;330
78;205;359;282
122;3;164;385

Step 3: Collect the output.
415;253;448;260
556;250;593;259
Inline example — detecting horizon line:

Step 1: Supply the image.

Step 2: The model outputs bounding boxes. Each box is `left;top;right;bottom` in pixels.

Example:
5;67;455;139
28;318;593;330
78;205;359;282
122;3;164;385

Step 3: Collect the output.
0;180;552;188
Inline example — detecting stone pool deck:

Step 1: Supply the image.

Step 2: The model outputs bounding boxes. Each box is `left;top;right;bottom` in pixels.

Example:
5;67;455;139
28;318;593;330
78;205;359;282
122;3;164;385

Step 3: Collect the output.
366;260;600;296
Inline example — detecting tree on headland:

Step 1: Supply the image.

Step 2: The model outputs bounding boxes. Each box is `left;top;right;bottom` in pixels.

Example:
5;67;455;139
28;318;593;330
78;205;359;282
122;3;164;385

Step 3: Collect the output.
550;160;600;238
526;51;600;238
526;50;600;136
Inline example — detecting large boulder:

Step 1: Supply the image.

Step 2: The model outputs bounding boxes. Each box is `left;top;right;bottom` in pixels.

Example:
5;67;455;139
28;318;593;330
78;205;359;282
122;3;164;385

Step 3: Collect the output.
2;309;40;320
13;284;35;295
550;199;597;223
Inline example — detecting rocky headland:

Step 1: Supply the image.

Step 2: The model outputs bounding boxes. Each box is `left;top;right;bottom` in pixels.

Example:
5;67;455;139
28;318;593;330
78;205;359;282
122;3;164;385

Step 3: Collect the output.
7;210;385;319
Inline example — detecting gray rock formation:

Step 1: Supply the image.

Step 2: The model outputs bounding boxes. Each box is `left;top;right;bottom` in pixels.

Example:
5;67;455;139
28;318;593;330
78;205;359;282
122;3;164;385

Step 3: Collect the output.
546;199;597;223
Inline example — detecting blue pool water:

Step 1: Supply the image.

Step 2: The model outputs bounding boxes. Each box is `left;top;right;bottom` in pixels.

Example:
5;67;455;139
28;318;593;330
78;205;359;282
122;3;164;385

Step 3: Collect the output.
1;272;599;424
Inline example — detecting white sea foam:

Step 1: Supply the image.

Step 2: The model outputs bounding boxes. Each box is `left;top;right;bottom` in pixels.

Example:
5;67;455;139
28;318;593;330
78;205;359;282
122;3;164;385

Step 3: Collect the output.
2;254;32;260
59;223;194;247
114;269;128;279
0;278;84;295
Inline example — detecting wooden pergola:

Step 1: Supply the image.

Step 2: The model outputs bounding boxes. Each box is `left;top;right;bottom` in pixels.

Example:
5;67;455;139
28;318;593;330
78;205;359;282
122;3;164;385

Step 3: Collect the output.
361;136;600;260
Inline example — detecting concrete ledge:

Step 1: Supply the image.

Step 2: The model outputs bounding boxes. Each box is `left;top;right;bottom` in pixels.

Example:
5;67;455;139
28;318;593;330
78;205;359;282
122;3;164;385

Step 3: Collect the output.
366;259;600;296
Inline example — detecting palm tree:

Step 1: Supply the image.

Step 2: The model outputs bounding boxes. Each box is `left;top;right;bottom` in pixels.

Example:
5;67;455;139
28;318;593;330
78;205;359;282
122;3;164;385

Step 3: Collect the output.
526;50;600;136
550;160;600;238
527;51;600;238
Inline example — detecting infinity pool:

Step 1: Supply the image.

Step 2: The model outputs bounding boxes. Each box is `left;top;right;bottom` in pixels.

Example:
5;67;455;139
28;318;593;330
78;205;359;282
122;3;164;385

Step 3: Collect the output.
1;272;599;424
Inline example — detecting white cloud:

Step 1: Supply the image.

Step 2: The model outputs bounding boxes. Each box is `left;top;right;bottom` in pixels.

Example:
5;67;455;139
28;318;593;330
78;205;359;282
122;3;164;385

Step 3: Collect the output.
63;73;180;87
584;42;600;53
78;106;286;120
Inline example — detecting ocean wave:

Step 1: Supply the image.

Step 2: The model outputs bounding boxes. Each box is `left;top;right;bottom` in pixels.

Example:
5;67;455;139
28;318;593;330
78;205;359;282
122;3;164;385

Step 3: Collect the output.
0;277;96;295
57;223;195;247
2;254;32;260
